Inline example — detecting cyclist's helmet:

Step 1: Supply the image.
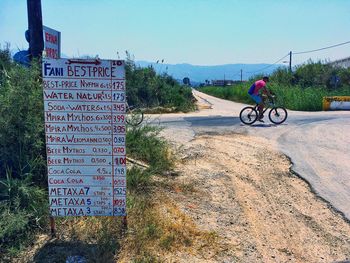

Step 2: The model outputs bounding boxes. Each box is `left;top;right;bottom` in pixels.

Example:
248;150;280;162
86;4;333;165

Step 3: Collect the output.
263;76;269;82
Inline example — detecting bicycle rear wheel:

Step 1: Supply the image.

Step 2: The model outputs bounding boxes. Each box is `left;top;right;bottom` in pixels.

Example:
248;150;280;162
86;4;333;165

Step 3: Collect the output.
126;108;144;126
268;107;288;124
239;106;258;125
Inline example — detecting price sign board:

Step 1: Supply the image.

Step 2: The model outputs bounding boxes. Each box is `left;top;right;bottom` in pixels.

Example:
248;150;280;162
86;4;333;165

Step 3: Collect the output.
42;58;126;217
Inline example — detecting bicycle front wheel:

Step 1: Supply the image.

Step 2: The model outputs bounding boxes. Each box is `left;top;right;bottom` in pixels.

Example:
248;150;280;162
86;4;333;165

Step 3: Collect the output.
268;107;288;124
126;108;144;126
239;106;258;125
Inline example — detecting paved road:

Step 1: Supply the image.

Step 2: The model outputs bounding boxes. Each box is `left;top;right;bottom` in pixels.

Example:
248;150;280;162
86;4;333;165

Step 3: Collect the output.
154;90;350;220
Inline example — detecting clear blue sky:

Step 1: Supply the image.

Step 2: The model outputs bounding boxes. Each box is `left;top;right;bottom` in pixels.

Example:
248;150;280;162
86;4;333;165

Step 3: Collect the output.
1;0;350;66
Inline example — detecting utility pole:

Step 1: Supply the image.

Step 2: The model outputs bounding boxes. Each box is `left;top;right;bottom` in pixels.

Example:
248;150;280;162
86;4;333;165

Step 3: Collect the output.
240;69;243;82
27;0;44;59
289;51;292;72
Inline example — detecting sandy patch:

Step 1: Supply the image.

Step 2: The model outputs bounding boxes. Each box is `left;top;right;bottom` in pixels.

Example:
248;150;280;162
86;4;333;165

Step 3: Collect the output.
160;134;350;262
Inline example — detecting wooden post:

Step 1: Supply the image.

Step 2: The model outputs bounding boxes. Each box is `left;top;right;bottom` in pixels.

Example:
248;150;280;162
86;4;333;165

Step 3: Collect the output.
50;217;56;238
289;51;292;73
27;0;44;59
122;215;128;229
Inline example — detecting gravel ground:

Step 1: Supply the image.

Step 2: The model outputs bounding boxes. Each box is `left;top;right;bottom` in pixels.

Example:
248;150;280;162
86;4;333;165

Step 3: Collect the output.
159;133;350;262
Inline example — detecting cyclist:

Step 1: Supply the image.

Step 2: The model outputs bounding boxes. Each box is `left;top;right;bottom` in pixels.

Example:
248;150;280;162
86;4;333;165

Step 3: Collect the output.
248;76;271;122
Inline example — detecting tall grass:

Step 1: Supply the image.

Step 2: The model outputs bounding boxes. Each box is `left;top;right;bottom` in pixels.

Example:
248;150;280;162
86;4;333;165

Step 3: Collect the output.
199;61;350;111
0;49;48;256
0;170;48;255
126;125;173;174
125;53;195;112
199;83;251;104
269;83;350;111
200;83;350;111
0;57;46;183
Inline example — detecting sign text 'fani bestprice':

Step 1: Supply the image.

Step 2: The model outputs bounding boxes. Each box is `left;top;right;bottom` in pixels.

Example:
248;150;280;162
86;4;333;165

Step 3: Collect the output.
42;58;126;217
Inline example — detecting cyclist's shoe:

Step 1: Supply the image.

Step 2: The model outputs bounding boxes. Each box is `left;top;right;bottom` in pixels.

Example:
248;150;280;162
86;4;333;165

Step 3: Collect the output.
258;119;265;123
258;114;264;120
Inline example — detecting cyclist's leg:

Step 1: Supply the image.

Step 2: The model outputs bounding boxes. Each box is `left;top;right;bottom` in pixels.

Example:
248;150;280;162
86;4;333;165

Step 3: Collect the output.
257;103;264;119
250;94;264;119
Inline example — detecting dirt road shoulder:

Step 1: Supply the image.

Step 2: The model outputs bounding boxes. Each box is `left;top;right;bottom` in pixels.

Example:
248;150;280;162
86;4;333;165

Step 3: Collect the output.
159;133;350;262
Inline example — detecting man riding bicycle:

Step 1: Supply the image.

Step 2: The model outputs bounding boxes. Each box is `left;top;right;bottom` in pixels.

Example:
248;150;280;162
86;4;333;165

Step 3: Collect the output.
248;76;271;122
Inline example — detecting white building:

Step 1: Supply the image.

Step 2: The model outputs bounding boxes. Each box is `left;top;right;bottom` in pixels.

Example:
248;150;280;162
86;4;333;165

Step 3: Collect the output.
330;57;350;68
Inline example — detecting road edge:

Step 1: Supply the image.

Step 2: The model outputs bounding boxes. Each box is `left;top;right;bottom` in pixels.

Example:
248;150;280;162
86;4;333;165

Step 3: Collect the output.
285;154;350;224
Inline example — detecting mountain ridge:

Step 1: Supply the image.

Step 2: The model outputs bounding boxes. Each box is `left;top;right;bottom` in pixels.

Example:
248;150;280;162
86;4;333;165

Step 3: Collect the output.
136;60;284;83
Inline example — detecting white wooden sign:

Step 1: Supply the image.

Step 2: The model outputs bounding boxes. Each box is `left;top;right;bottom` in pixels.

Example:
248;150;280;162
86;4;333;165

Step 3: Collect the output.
42;58;126;217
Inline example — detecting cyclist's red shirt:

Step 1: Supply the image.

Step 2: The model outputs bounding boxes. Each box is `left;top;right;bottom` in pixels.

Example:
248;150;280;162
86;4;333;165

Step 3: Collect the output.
252;79;266;95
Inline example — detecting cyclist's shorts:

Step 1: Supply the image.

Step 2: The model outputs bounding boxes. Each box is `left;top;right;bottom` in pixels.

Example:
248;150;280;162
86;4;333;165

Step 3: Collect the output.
250;94;262;104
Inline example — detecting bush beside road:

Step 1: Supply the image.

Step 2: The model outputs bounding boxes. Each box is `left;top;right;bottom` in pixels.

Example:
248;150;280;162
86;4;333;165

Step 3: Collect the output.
199;61;350;111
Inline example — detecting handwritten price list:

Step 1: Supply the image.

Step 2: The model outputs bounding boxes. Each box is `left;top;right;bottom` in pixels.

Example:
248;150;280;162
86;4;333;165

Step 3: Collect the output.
42;58;126;217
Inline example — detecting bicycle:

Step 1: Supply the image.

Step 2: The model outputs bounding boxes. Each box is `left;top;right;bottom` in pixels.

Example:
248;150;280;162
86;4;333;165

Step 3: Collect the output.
125;101;144;126
239;95;288;125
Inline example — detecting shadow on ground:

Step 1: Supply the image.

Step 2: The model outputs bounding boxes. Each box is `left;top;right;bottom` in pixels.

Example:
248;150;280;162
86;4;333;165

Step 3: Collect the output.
184;116;240;127
31;239;115;263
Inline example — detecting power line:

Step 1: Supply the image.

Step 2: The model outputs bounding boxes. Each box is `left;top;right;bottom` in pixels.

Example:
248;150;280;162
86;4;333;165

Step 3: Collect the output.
246;53;290;74
238;40;350;78
294;40;350;55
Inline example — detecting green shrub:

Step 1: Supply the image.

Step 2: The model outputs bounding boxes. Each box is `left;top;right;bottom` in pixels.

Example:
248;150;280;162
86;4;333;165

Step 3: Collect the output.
270;67;293;85
126;125;173;174
125;54;195;112
292;61;331;87
0;169;48;253
199;83;251;104
200;82;350;111
0;51;46;184
199;59;350;111
270;60;350;89
0;206;29;243
0;48;48;254
127;167;152;192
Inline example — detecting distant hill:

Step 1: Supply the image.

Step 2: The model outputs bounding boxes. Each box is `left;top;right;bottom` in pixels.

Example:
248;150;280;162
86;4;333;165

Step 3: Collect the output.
136;61;284;84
